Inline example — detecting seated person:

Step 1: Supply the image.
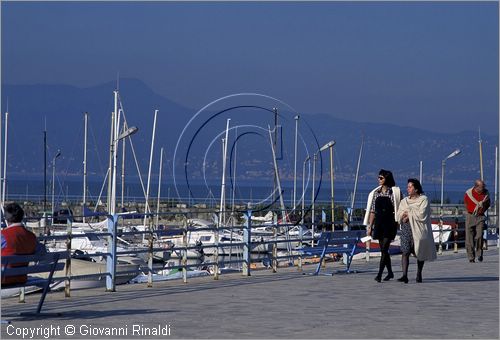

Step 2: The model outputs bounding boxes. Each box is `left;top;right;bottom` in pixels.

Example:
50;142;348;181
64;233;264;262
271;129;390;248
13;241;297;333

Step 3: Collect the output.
1;203;38;286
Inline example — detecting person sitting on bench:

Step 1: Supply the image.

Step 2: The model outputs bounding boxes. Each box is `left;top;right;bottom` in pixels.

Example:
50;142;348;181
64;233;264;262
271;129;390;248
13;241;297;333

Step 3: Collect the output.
1;202;37;286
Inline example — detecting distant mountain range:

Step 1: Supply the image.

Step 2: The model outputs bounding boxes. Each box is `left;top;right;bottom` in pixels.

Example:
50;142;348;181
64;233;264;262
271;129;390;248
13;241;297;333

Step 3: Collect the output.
1;79;498;190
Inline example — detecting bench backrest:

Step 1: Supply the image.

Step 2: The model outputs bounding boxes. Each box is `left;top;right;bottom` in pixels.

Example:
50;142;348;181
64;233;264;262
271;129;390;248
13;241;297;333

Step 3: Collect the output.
325;230;362;247
1;251;68;277
316;232;333;248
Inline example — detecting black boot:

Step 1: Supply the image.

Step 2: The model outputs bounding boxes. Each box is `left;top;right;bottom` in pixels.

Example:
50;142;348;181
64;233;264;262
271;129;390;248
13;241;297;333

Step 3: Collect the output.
397;276;409;283
383;272;394;281
416;260;424;283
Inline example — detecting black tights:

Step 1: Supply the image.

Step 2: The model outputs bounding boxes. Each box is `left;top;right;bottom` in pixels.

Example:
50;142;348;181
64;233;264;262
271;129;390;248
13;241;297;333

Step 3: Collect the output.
377;237;393;277
401;253;425;278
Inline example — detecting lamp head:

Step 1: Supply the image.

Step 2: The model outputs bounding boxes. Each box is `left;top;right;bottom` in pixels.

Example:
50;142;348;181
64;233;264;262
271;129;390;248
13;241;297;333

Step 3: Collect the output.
319;140;336;152
117;126;138;141
445;149;461;161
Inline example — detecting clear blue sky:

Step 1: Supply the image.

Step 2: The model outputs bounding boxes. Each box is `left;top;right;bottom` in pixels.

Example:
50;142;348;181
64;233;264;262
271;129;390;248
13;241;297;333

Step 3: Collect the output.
1;1;498;134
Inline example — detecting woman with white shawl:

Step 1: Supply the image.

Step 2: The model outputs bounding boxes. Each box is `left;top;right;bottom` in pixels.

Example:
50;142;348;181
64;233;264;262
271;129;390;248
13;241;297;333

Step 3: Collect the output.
396;178;437;283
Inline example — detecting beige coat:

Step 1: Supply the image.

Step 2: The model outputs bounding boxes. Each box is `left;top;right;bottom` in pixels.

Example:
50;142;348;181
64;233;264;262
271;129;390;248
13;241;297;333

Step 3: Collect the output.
396;195;437;261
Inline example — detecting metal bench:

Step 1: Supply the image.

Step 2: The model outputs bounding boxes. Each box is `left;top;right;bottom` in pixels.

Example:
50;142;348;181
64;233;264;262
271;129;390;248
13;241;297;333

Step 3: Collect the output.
298;231;362;275
1;251;68;317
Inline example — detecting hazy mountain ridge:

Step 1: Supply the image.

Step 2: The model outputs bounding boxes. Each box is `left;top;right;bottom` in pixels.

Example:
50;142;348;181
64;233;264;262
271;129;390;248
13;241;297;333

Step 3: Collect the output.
1;79;497;187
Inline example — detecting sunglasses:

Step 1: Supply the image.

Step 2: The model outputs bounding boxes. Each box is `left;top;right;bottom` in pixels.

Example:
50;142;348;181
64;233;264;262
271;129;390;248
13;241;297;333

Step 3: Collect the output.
378;176;385;180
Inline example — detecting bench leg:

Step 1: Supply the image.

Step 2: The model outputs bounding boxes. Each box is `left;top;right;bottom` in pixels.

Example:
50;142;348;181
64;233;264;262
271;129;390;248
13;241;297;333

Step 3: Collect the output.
314;246;330;275
35;255;60;314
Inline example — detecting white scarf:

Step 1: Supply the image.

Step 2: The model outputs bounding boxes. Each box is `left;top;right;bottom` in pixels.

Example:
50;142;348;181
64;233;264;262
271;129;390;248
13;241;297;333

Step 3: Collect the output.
466;188;489;215
363;186;401;226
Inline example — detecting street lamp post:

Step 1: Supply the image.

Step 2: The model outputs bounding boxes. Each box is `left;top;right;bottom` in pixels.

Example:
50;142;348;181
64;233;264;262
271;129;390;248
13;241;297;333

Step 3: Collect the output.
440;148;461;254
51;150;61;223
106;119;138;292
440;149;461;211
311;141;335;246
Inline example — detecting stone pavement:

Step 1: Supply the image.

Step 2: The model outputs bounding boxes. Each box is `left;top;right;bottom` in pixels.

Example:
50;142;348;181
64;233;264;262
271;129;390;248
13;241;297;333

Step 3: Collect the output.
1;248;499;339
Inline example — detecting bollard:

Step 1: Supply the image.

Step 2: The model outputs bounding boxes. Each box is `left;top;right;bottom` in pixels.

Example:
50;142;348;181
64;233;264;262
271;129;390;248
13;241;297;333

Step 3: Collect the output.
19;287;25;303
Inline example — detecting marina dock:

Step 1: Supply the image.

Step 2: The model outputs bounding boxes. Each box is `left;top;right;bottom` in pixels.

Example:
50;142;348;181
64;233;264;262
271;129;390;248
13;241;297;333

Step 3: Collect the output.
1;247;498;339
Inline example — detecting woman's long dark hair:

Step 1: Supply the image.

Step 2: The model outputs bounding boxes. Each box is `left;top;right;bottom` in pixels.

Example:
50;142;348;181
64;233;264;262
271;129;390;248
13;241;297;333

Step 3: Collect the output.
379;169;396;187
407;178;424;194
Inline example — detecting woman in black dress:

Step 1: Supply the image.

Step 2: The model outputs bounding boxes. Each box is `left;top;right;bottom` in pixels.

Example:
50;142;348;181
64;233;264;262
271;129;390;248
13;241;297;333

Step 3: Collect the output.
367;169;400;282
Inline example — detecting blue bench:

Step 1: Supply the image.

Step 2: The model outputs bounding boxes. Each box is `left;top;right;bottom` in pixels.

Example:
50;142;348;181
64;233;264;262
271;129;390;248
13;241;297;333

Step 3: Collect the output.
298;231;362;275
1;251;68;316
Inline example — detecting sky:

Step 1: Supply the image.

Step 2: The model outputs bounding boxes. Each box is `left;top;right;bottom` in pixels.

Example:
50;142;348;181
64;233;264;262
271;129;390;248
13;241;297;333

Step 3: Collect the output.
1;1;499;134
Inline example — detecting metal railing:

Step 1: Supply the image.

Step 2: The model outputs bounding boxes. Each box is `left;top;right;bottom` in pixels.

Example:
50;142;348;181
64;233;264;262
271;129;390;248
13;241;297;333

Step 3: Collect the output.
20;206;498;297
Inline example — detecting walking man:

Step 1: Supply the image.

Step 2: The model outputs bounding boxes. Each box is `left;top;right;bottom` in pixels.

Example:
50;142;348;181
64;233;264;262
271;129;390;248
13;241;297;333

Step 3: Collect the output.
463;180;490;262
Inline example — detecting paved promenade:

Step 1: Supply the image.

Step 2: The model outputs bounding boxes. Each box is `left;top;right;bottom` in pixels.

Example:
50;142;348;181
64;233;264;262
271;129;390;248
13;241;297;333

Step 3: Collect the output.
1;248;499;339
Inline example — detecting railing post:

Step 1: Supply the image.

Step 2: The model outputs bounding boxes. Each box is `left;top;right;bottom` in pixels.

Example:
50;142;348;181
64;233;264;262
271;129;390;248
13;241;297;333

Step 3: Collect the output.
242;210;252;276
106;214;117;292
65;216;73;297
438;220;443;255
214;215;219;280
453;218;458;253
298;222;303;271
272;212;278;273
182;218;188;284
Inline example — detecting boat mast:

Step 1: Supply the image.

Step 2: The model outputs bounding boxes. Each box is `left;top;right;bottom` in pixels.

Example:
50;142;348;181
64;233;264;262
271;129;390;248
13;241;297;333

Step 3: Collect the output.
43;118;47;213
106;91;117;215
230;127;238;219
350;136;364;223
219;119;231;226
83;112;88;223
2;111;9;206
216;118;231;280
0;108;2;213
419;161;423;184
293;115;299;210
495;146;498;230
120;119;126;209
144;109;158;226
479;127;484;181
155;147;164;229
111;104;121;215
